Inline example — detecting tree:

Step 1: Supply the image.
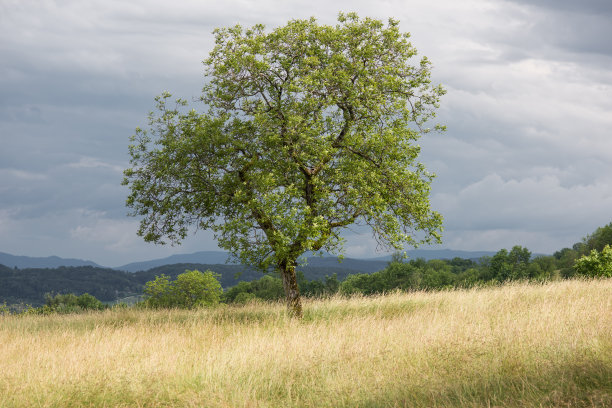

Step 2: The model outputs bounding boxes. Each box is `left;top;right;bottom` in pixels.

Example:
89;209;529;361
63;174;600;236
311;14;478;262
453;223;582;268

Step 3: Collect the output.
124;13;445;317
42;292;105;314
171;269;223;308
584;222;612;253
142;274;174;308
488;246;531;281
143;270;223;309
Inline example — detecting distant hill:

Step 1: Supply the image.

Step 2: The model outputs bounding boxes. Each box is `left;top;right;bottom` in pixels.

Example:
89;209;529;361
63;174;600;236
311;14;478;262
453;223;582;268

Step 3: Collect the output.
299;256;388;273
119;252;388;273
115;249;498;273
130;262;378;288
131;263;262;288
116;251;238;272
370;249;499;262
0;251;102;269
0;264;141;306
0;249;501;272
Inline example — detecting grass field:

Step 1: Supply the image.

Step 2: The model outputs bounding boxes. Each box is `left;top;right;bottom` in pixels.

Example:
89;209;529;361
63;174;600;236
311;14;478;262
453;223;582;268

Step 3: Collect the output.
1;279;611;407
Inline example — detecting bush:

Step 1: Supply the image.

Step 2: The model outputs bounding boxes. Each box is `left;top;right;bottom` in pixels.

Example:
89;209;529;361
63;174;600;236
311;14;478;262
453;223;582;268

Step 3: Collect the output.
222;275;284;303
573;245;612;278
76;293;106;310
143;269;223;309
42;292;106;314
234;292;257;304
142;274;174;308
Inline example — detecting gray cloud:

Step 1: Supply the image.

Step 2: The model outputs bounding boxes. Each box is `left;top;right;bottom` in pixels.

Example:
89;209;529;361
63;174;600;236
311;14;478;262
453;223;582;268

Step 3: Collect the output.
505;0;612;16
490;0;612;60
1;0;611;264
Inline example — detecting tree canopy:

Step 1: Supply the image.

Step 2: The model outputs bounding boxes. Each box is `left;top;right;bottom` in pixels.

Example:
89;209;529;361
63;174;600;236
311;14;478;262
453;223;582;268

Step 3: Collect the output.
143;270;223;309
123;13;445;316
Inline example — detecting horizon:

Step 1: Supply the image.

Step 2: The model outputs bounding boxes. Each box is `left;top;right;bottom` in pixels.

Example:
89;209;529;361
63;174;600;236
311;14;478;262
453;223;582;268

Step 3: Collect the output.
1;247;552;270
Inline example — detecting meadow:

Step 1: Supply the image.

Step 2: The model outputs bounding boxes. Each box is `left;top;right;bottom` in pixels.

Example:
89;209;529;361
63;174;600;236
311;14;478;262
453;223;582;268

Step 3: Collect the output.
1;279;611;407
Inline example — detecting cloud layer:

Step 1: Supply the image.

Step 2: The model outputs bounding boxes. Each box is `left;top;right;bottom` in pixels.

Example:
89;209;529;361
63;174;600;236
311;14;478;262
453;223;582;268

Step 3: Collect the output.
1;0;610;265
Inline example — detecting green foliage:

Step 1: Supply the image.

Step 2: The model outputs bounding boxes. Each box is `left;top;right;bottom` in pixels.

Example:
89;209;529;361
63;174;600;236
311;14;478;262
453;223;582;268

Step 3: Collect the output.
222;275;284;303
553;247;582;278
76;293;106;310
574;245;612;278
173;269;223;307
298;271;340;297
486;246;531;281
143;274;174;308
526;256;557;281
123;13;445;316
131;263;263;288
37;292;106;314
333;248;563;296
143;270;223;309
339;273;374;295
584;222;612;252
0;301;9;315
234;292;257;304
338;258;465;295
0;264;141;306
551;220;612;278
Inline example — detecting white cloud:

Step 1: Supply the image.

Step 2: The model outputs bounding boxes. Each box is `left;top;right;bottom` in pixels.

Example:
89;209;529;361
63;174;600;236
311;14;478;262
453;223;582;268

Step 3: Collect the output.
0;168;48;181
70;218;141;252
66;157;123;173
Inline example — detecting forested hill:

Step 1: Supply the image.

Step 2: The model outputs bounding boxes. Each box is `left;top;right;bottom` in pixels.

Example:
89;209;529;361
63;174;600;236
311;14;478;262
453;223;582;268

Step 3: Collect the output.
130;261;380;287
0;251;102;269
0;264;140;306
117;250;496;272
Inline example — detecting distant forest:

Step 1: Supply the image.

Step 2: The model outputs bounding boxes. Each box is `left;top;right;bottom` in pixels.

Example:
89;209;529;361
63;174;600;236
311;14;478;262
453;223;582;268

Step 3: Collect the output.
0;262;372;306
1;222;610;307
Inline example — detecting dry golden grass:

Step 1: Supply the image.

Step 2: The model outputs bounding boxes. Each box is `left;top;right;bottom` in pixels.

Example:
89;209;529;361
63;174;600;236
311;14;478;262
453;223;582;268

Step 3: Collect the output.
1;279;611;407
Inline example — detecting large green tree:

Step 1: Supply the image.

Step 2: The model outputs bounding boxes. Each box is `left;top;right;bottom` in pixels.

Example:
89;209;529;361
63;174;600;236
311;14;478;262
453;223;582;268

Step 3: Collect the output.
123;13;445;317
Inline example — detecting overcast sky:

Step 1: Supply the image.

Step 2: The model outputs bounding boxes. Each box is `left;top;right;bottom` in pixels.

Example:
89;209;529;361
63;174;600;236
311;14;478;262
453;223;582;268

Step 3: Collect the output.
1;0;611;266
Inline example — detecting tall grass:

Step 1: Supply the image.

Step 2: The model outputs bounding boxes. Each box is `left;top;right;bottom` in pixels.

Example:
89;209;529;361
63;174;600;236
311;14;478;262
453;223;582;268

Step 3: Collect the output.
1;279;611;407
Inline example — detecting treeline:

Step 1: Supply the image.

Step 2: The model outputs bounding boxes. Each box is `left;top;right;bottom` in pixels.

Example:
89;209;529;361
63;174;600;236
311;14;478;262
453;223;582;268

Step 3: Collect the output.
223;249;547;302
131;263;366;287
2;222;611;309
223;222;612;302
551;222;612;276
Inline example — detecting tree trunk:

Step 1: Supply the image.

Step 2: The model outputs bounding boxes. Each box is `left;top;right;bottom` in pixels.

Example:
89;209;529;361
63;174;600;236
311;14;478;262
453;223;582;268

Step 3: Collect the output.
279;260;303;318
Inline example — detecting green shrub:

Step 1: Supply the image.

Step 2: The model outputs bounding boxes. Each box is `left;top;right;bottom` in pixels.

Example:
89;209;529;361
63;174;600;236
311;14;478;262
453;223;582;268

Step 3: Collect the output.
143;269;223;309
42;292;106;314
233;292;257;304
77;293;105;310
142;274;174;308
0;302;9;315
574;245;612;278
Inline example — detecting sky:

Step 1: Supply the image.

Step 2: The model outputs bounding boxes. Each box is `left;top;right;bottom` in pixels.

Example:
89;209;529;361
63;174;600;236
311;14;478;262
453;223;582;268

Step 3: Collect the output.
1;0;611;267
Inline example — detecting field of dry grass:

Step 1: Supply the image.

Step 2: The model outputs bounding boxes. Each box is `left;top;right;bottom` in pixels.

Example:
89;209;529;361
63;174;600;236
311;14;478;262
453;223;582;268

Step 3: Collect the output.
1;278;611;407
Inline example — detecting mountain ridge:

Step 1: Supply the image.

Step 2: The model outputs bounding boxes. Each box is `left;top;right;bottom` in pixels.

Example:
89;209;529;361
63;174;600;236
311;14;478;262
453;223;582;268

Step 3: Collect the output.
0;249;502;271
0;251;102;270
